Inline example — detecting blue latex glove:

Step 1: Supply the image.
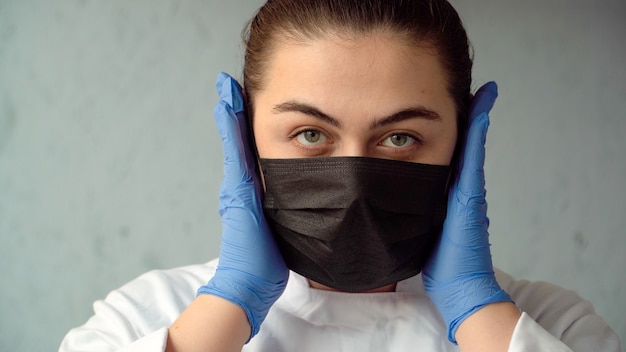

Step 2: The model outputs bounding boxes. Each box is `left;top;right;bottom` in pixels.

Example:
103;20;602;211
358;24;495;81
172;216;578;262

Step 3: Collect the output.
422;82;512;343
197;72;289;340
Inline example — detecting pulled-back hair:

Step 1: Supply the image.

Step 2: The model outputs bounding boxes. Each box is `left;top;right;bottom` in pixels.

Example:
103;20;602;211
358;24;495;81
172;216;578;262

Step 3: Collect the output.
242;0;473;136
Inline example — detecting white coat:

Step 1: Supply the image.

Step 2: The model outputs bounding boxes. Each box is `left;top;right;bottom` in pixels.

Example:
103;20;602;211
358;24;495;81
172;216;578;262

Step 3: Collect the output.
59;259;621;351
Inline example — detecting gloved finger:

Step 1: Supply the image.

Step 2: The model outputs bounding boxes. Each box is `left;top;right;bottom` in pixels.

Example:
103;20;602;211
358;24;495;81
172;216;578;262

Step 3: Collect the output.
457;110;490;198
454;82;497;196
214;72;255;186
468;81;498;121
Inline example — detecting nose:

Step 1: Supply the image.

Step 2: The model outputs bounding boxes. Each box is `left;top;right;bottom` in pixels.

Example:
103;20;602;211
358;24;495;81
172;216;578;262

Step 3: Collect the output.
332;140;370;158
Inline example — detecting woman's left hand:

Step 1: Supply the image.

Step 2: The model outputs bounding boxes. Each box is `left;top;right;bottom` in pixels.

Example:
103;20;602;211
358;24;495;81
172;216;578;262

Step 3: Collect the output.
422;82;513;343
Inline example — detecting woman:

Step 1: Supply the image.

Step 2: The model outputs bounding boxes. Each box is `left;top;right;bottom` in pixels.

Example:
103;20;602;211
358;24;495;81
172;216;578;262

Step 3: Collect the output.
60;1;620;351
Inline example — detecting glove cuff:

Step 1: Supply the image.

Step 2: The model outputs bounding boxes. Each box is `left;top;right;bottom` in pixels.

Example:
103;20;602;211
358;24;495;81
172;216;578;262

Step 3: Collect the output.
447;287;512;343
197;268;287;342
425;274;513;344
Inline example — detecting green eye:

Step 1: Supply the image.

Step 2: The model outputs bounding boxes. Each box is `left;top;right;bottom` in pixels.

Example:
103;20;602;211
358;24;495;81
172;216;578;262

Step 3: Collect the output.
296;130;327;145
383;134;417;148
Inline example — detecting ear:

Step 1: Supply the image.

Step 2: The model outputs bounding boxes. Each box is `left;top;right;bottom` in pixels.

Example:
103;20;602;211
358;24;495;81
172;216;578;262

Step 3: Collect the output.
242;87;249;106
241;86;264;186
241;86;254;123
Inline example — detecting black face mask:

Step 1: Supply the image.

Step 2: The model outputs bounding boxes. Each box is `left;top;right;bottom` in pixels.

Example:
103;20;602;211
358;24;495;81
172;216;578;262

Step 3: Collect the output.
259;157;450;292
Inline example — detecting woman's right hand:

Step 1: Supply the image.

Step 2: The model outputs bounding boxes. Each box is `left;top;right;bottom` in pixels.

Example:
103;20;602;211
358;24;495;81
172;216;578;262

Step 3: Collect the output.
196;72;289;340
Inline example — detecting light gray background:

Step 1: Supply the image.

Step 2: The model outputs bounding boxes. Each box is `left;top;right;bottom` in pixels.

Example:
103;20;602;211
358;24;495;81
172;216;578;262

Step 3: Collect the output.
0;0;624;350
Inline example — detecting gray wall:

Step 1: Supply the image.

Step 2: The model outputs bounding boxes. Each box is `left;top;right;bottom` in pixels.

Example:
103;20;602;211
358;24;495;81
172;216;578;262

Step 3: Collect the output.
0;0;623;350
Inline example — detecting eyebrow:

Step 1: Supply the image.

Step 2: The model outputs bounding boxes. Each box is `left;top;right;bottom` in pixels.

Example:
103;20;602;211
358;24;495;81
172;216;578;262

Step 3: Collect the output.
272;101;441;129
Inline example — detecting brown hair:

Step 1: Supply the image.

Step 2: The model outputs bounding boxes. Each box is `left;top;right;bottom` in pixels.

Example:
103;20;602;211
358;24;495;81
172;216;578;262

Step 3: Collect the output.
242;0;473;136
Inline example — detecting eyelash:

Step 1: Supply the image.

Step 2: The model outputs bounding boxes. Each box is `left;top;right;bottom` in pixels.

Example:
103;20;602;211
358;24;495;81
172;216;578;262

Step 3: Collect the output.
289;128;321;140
390;132;423;145
288;128;330;151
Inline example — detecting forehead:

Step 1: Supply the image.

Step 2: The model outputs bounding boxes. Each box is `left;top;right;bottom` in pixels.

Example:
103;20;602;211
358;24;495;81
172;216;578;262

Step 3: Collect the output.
255;31;456;123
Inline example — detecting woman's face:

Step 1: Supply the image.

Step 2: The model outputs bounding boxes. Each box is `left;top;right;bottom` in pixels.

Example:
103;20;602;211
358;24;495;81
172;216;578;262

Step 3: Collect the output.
252;31;458;165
